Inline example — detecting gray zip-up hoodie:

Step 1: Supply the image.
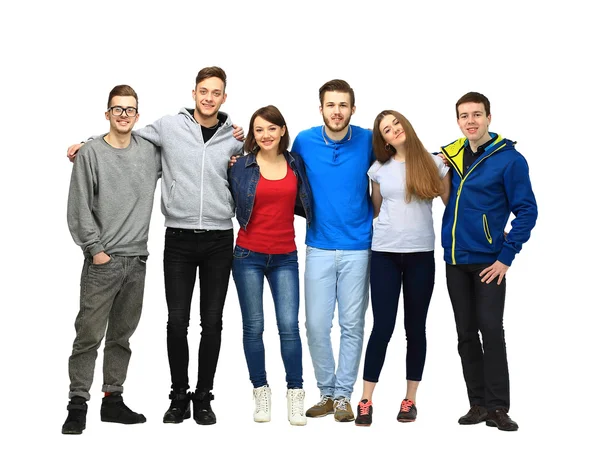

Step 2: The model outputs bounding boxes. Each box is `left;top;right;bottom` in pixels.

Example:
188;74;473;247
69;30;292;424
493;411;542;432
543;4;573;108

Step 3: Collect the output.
134;108;243;230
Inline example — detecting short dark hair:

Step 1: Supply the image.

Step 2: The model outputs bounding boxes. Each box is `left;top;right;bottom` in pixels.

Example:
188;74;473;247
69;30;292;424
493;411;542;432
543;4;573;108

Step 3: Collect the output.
319;79;355;108
195;66;227;90
455;92;491;118
244;105;290;155
107;85;138;109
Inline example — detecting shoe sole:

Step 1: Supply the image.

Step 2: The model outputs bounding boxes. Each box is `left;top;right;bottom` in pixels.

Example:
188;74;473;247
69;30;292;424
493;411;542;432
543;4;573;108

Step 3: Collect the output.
194;419;216;425
458;419;487;425
101;417;146;424
61;426;85;435
485;421;518;431
306;411;334;418
355;422;371;427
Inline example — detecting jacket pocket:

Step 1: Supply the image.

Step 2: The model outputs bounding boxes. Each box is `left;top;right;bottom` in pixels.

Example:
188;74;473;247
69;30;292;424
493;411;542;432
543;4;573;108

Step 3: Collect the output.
457;209;496;252
482;214;493;244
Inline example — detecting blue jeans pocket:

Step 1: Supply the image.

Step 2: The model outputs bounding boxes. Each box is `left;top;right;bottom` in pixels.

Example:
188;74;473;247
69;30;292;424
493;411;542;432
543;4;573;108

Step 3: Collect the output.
233;244;252;259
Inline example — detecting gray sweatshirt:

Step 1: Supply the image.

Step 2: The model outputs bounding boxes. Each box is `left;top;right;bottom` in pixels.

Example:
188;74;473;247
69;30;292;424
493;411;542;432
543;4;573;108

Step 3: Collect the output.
67;136;161;257
134;109;243;230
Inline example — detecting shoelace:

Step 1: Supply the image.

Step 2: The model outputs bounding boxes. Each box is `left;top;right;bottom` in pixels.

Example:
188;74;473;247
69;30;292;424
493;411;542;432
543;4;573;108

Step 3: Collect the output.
289;390;305;416
254;388;269;414
335;398;349;411
316;395;331;407
400;399;414;413
358;400;372;416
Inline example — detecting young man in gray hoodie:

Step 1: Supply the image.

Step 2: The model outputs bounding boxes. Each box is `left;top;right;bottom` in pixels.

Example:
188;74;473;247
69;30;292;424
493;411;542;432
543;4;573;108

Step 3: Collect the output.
63;85;161;435
68;67;244;426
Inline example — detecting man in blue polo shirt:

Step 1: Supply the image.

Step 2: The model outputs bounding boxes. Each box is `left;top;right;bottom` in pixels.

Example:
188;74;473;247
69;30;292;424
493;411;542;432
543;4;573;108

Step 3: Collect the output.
291;79;373;423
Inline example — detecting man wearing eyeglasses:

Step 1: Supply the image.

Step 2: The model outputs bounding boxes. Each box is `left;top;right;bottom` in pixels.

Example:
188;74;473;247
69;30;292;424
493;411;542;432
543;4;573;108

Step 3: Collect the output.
63;85;161;435
67;67;244;427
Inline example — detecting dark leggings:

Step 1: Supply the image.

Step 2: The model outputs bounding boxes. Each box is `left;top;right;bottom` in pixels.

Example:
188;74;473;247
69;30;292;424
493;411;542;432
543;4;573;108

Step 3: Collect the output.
363;250;435;382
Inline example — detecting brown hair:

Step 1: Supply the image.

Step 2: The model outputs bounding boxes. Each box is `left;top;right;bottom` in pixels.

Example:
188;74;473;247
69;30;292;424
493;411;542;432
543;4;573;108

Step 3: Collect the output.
244;105;290;155
372;110;442;202
455;92;490;118
319;79;355;107
107;85;138;109
195;66;227;90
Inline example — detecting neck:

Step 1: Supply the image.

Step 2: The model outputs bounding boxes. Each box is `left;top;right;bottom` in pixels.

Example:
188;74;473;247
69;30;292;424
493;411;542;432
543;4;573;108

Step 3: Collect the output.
257;148;282;162
324;125;349;142
393;145;406;161
104;131;132;149
194;109;219;128
469;132;492;152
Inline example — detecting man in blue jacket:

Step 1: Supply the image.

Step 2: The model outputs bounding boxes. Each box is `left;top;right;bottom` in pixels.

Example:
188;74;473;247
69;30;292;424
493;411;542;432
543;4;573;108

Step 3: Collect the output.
440;92;537;432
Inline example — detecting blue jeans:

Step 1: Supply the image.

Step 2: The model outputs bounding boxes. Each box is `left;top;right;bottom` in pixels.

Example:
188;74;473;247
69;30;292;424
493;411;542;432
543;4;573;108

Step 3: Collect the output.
232;245;303;389
304;246;370;399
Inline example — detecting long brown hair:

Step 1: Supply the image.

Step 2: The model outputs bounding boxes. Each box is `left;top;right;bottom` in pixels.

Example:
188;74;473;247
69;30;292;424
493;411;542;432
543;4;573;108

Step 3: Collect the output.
372;110;442;202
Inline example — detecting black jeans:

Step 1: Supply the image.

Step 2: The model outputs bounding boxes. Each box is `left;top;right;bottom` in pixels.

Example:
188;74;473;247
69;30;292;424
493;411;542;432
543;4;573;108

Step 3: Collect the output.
363;251;434;383
446;263;509;411
163;228;233;393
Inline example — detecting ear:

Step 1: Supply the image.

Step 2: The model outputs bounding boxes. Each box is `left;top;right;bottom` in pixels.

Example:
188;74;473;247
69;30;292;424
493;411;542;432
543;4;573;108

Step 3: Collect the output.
105;111;110;121
133;113;140;125
192;89;196;100
487;114;492;125
221;93;227;104
281;125;287;136
319;105;323;115
351;105;356;115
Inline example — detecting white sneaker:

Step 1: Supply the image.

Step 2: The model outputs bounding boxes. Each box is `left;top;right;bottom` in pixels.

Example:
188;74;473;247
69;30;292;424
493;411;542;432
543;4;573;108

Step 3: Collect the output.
253;385;271;422
287;388;307;426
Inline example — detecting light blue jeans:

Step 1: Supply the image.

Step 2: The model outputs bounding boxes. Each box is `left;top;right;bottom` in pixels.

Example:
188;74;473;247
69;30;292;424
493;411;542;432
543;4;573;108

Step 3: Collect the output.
304;246;370;399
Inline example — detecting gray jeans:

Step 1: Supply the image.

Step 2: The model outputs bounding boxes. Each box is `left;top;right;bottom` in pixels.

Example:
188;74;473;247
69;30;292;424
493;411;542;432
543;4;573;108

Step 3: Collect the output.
68;255;147;400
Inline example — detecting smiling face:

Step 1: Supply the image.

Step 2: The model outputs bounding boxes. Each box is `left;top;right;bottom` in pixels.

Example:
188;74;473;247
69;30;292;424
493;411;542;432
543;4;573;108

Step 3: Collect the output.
457;101;492;147
253;116;286;154
320;91;355;134
105;95;139;135
193;76;227;121
379;114;406;149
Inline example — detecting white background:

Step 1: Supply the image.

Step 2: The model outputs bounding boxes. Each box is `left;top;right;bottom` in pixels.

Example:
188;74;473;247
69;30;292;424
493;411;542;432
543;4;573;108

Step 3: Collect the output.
1;0;597;452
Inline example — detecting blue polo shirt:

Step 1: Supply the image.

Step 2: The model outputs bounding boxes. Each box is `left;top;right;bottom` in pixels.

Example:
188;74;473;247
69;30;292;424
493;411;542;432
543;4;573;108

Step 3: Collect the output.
291;125;373;250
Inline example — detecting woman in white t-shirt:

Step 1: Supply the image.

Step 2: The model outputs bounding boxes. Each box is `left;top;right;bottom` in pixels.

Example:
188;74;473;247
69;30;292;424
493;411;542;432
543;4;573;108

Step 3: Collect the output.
355;110;450;426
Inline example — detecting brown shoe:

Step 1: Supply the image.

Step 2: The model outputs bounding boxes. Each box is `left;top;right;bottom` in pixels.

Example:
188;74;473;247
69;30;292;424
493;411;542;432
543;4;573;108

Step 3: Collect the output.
486;408;519;431
333;397;355;422
306;396;334;418
458;405;488;425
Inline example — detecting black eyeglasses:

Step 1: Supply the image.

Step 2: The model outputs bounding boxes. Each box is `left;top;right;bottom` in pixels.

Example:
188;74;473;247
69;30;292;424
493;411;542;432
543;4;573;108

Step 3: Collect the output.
108;106;138;117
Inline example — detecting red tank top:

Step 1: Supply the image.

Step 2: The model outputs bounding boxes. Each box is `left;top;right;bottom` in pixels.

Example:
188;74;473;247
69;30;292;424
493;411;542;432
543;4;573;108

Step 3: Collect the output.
236;165;298;254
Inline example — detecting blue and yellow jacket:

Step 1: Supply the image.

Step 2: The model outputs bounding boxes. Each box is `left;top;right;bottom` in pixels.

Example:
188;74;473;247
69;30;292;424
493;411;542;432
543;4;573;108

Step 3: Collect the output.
440;133;537;266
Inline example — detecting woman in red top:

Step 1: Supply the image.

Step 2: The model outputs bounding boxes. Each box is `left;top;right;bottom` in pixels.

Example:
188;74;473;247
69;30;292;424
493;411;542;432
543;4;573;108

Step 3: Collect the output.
229;106;312;426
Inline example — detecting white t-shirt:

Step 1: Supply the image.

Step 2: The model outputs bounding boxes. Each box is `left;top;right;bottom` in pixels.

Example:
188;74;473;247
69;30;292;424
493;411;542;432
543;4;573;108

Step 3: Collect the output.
368;154;448;253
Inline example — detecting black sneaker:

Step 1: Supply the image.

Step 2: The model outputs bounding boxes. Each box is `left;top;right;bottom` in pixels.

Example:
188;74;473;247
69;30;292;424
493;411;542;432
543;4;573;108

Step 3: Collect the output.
486;408;519;431
192;390;216;425
458;405;488;425
100;393;146;424
62;397;88;435
396;399;417;422
355;399;373;427
163;391;191;424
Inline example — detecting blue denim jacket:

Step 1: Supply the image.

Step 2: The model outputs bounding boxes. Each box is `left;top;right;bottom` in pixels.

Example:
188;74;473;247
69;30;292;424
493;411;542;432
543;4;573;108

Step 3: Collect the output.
228;150;313;229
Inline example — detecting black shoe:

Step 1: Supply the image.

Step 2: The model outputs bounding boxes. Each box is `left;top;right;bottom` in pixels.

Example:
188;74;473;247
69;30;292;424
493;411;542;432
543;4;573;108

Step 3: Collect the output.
354;399;373;427
458;405;488;425
100;393;146;424
62;397;88;435
486;408;519;431
192;390;216;425
397;399;417;422
163;391;191;424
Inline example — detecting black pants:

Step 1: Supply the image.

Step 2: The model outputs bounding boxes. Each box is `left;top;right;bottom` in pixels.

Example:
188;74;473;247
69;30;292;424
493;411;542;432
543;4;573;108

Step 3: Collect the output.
163;228;233;392
446;263;510;411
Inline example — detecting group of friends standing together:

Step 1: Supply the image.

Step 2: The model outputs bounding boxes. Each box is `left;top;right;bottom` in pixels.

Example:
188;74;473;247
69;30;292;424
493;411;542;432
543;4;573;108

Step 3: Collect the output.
62;66;538;435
